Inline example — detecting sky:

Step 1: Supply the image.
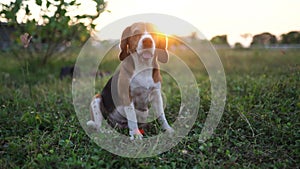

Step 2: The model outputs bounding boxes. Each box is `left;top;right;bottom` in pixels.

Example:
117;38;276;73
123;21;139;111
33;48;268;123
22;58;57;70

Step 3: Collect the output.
1;0;300;47
94;0;300;47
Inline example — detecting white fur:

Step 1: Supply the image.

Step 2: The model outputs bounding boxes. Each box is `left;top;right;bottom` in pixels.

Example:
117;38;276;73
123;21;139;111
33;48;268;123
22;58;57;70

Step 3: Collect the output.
150;89;174;133
87;97;103;131
124;104;143;140
136;32;156;56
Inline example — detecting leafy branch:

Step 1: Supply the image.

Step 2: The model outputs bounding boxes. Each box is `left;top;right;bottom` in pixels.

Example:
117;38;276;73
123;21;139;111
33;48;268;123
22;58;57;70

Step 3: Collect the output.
0;0;106;64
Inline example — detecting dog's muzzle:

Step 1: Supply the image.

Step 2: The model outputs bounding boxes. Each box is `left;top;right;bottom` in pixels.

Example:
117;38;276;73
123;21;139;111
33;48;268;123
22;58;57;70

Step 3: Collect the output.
137;35;155;59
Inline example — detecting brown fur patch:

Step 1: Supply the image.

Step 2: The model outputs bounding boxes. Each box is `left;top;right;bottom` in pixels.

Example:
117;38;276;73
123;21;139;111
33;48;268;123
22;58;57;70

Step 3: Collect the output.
94;94;101;98
118;56;135;106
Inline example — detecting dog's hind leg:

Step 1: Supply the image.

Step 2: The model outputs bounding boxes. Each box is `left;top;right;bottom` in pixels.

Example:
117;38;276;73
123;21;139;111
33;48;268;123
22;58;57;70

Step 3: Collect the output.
87;94;103;132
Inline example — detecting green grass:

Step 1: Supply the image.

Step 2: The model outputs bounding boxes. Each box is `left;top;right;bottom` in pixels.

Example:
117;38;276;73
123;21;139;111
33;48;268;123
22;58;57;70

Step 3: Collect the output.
0;48;299;168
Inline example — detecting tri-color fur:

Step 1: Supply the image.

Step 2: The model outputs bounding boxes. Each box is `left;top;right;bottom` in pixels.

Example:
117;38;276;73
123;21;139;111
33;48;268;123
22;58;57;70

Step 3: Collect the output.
87;22;174;140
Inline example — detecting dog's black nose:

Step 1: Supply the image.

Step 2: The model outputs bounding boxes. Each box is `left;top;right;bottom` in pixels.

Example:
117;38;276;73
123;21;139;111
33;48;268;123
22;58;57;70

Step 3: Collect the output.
142;38;153;48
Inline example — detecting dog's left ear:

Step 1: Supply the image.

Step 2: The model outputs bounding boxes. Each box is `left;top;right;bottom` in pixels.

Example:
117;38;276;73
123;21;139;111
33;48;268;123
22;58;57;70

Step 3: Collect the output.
119;26;131;61
155;33;169;63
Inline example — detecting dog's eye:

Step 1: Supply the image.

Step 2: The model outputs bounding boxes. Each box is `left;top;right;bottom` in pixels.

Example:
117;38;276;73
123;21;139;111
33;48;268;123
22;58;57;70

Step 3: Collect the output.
149;33;157;39
149;32;156;36
133;30;142;36
133;33;142;38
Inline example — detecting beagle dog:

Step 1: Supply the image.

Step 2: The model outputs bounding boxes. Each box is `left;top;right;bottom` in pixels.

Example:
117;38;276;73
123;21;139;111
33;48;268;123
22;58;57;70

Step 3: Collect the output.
87;22;174;140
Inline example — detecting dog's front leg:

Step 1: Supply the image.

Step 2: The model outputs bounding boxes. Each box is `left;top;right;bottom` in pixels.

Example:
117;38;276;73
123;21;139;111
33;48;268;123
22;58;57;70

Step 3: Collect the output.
124;104;143;140
118;66;143;140
151;89;174;134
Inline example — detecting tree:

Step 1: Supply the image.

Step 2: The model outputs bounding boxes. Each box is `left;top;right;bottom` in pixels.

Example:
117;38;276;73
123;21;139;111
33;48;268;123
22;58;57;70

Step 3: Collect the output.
0;0;106;64
234;42;244;49
250;32;277;47
210;35;230;47
280;31;300;44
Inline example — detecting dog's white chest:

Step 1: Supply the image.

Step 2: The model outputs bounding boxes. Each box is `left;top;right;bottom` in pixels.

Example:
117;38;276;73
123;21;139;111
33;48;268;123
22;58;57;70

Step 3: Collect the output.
130;69;159;90
129;69;160;111
131;75;152;90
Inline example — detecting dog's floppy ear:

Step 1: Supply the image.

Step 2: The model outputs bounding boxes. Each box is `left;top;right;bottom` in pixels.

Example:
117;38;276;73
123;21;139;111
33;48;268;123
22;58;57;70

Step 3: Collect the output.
155;33;169;63
119;26;131;61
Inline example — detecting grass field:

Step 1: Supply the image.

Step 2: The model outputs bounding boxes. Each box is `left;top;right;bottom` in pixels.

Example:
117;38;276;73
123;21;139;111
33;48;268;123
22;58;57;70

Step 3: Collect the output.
0;47;299;168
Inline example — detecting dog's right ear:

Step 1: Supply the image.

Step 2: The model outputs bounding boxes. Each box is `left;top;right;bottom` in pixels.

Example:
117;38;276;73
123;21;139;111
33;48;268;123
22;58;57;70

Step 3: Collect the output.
119;26;131;61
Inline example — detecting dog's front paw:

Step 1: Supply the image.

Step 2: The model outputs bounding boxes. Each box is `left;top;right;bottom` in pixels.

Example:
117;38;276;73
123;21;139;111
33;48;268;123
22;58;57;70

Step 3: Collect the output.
129;129;143;140
165;127;175;136
87;120;100;132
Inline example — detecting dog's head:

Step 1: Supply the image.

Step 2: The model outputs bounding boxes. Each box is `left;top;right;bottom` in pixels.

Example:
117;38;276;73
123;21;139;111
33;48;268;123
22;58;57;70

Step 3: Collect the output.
119;22;169;64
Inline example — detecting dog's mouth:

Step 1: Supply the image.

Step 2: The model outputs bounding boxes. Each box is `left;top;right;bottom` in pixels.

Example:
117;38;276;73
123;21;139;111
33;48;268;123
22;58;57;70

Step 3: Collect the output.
141;51;153;59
